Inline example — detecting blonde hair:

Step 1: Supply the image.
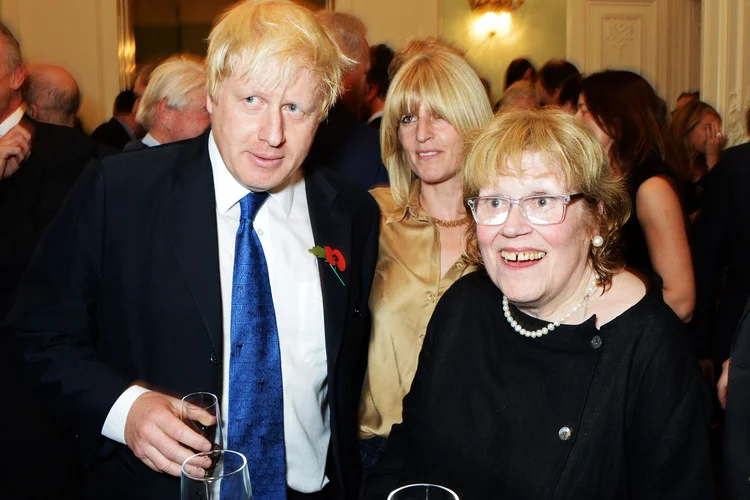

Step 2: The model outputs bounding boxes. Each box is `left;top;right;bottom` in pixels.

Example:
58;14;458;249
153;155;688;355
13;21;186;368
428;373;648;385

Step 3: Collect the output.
206;0;352;116
382;48;493;207
463;108;631;288
136;55;206;131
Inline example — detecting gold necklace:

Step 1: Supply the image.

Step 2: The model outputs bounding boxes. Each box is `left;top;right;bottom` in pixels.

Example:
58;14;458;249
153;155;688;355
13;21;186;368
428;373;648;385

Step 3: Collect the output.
418;198;471;228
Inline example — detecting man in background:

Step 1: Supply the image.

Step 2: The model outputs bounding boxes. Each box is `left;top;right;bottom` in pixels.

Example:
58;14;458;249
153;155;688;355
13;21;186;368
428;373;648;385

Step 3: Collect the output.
0;21;112;500
23;64;80;128
497;81;538;110
535;58;580;107
307;11;388;189
90;89;137;150
363;44;394;130
123;55;210;151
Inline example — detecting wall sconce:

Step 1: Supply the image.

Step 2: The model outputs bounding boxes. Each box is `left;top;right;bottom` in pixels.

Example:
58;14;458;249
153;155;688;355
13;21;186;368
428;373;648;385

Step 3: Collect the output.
469;0;524;38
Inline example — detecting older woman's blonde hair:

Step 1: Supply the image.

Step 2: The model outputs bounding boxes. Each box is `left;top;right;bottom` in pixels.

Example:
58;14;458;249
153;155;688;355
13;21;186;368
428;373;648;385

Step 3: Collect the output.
206;0;352;116
463;108;631;288
382;48;493;207
136;55;206;131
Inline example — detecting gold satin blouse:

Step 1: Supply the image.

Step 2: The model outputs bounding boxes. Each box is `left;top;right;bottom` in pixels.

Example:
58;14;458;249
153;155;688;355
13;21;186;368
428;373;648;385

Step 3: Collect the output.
359;182;477;439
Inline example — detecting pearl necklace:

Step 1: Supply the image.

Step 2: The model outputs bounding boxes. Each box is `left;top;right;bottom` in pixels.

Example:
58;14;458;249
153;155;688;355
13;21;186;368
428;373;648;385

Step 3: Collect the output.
502;275;600;339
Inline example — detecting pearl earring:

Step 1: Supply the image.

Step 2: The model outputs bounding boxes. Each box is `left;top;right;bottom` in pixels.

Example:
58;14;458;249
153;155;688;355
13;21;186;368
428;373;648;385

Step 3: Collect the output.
592;235;604;248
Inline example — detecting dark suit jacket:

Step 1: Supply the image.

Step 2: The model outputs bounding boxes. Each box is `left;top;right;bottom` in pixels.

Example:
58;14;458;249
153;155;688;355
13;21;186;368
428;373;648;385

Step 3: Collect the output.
724;297;750;499
691;143;750;364
122;138;148;152
368;116;382;130
307;105;389;190
0;117;114;499
3;130;379;499
90;117;132;151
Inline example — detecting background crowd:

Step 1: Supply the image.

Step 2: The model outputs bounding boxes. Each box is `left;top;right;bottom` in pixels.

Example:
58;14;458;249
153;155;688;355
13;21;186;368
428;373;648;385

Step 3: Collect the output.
2;0;750;499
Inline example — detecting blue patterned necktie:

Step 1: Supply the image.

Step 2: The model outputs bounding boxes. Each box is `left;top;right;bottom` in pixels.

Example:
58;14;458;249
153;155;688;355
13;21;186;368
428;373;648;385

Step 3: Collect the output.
227;192;287;500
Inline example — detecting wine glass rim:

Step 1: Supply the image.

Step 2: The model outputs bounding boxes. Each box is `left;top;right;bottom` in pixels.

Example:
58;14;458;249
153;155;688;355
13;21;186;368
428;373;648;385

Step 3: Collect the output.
181;449;247;481
182;391;219;403
387;483;459;500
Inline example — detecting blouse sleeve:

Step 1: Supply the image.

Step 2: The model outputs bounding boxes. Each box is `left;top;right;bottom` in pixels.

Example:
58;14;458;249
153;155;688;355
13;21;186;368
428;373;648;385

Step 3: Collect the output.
361;278;455;500
624;312;715;499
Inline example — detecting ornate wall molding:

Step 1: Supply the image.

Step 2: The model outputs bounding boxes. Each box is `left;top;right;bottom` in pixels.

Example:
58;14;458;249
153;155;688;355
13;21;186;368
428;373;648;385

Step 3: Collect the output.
702;0;750;146
603;16;637;59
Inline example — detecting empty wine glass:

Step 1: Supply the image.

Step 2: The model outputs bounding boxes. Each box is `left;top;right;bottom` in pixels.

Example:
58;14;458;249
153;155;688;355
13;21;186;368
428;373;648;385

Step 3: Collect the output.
181;392;223;452
388;483;459;500
181;450;251;500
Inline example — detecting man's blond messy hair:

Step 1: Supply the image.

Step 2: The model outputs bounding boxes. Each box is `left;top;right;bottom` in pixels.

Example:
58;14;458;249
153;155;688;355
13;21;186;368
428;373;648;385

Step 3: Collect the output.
206;0;353;116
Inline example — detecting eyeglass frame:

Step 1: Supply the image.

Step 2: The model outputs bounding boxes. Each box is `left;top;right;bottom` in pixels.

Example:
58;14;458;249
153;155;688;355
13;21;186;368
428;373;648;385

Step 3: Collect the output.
466;193;585;226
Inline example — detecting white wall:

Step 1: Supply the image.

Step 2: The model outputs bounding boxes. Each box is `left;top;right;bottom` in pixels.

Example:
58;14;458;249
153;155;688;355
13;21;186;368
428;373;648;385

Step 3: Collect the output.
441;0;567;103
335;0;439;49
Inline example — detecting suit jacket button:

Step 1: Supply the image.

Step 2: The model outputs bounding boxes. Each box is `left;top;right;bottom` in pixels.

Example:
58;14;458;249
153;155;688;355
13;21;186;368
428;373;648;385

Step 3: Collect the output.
353;309;362;318
210;351;219;365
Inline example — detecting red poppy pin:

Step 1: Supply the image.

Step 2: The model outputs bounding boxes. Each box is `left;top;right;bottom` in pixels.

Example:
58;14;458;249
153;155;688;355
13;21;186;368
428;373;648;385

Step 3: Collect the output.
309;245;347;286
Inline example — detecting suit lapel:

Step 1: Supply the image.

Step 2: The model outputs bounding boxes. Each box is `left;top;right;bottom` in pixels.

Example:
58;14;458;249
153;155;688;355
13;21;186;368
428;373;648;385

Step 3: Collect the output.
306;169;352;371
167;133;223;352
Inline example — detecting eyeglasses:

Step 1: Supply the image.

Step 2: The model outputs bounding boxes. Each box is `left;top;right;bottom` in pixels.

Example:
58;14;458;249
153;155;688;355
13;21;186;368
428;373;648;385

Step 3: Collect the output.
467;193;585;226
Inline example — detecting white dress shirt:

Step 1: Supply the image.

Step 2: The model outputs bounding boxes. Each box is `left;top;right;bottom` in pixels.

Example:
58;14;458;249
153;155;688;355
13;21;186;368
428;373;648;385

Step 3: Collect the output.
102;132;330;493
0;104;26;136
141;133;160;147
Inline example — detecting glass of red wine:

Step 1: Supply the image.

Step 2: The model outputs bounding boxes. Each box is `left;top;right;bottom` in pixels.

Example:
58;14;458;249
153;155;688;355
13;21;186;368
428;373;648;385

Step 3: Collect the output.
181;392;223;452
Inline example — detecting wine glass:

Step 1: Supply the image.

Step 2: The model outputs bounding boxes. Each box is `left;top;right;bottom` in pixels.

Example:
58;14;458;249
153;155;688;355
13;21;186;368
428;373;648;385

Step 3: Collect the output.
181;450;252;500
388;484;460;500
181;392;223;452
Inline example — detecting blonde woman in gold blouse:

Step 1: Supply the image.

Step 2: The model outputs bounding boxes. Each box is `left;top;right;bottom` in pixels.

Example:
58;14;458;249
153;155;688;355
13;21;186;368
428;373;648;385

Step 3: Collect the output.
358;47;493;475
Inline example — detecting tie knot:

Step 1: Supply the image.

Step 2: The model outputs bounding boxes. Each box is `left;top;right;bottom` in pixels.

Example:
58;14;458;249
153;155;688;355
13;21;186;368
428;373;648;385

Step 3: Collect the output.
239;191;269;222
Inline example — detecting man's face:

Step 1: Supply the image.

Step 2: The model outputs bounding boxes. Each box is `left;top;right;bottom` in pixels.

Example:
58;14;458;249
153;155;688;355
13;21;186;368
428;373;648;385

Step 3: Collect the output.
168;89;211;142
0;40;25;120
341;38;370;119
207;65;323;191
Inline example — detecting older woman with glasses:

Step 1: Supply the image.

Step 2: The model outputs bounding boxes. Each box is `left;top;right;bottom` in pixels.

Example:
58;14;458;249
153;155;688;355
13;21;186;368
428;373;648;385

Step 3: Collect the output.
363;108;713;500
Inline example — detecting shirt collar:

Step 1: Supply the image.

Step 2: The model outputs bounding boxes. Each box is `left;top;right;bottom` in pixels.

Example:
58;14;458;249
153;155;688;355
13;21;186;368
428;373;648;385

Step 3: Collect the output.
141;133;160;147
366;111;384;125
208;130;296;217
384;179;427;224
0;103;26;136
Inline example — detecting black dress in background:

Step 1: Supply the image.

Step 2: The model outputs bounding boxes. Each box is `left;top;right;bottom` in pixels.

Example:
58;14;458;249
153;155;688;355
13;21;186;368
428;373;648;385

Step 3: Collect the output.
621;156;681;275
364;272;714;500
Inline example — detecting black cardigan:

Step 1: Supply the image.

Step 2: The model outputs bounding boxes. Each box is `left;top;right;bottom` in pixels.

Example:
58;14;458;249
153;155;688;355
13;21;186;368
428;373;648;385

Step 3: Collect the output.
364;272;714;500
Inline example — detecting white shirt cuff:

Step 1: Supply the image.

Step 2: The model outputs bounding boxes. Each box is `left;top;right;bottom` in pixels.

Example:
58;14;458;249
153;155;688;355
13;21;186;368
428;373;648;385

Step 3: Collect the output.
101;385;151;445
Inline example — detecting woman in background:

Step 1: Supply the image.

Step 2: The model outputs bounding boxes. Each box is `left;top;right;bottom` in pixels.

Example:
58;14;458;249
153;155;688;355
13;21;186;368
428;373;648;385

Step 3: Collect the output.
670;100;726;217
577;70;694;322
358;47;493;476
